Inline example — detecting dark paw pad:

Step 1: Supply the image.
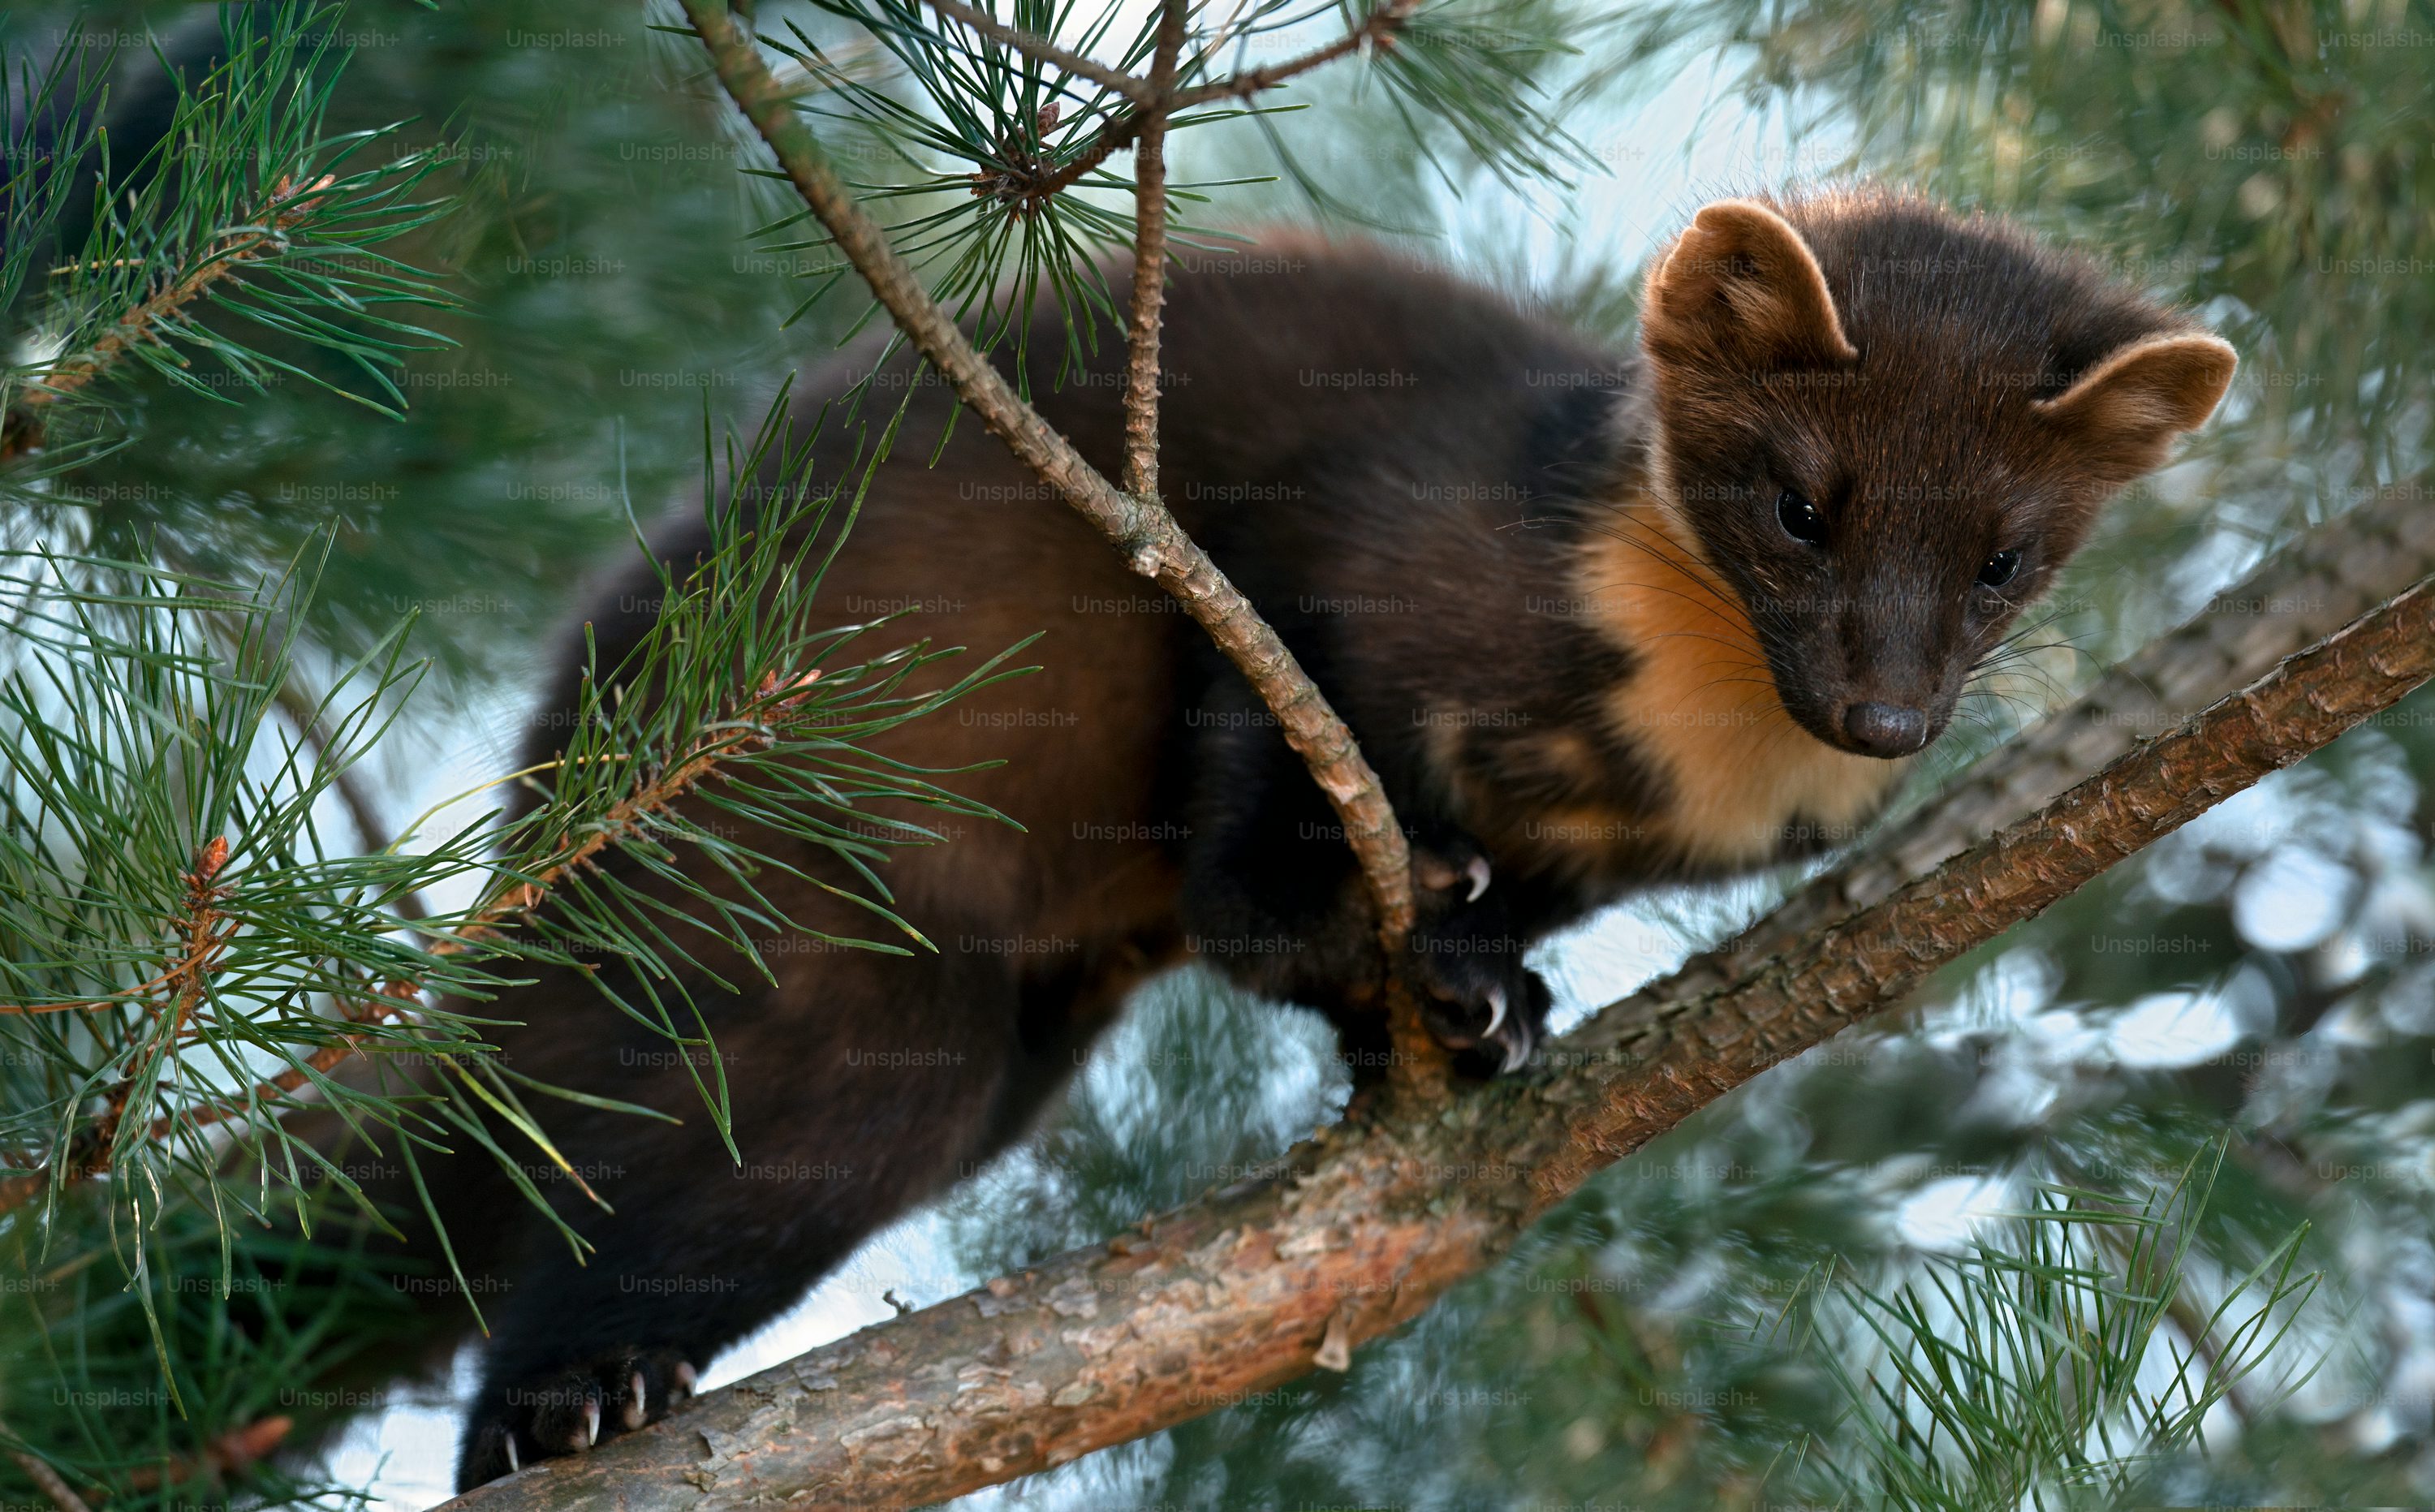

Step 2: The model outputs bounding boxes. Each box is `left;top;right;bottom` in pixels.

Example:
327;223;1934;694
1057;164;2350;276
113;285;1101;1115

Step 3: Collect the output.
1406;950;1549;1075
458;1349;698;1488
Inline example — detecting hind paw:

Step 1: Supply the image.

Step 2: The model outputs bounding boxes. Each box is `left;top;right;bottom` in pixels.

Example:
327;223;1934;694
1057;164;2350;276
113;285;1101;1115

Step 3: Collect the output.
458;1348;697;1488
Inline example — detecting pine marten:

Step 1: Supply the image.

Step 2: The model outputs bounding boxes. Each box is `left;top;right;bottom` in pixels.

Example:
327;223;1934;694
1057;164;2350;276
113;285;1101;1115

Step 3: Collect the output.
369;189;2235;1487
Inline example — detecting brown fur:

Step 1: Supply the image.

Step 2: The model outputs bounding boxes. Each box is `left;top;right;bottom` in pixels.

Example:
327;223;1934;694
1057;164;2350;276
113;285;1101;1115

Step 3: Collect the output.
1574;492;1903;870
1643;197;1861;368
357;191;2234;1488
2035;332;2239;479
1626;187;2235;758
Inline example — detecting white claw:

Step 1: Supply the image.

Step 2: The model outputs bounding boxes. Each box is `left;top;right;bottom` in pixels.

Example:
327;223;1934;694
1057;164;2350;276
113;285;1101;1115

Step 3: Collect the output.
1482;984;1508;1040
1501;1026;1530;1075
505;1437;520;1474
1464;855;1491;902
581;1400;600;1450
674;1360;699;1398
624;1371;649;1430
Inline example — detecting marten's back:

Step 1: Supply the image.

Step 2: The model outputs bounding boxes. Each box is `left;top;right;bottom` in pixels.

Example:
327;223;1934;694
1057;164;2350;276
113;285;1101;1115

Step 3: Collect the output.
537;240;1628;968
341;201;2235;1491
378;242;1617;1302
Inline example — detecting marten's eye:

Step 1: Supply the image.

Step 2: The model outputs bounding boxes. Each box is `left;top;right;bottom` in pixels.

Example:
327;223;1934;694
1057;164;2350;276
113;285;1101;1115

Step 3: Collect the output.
1977;549;2023;588
1775;489;1826;546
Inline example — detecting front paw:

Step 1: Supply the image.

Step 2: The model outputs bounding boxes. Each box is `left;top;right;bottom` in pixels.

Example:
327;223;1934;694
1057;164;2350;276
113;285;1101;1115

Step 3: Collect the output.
1412;842;1493;905
458;1348;697;1488
1400;930;1548;1075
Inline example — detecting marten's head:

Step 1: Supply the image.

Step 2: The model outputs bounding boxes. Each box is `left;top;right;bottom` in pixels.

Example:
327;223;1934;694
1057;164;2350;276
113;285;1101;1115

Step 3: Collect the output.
1634;188;2235;760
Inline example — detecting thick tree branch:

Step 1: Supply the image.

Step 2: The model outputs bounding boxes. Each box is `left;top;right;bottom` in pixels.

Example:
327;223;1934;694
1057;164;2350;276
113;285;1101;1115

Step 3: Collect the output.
1536;571;2434;1191
677;2;1418;957
438;548;2435;1510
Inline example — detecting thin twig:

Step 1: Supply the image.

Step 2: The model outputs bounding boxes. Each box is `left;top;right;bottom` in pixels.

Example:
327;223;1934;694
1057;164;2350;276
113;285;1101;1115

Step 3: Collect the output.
678;2;1422;1018
1119;0;1186;501
993;0;1422;217
1167;0;1422;111
1041;111;1140;192
0;1411;93;1512
918;0;1155;104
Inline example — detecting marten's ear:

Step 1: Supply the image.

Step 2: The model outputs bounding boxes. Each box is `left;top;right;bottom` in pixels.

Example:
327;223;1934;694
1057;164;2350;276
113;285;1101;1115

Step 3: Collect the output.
1641;199;1859;370
2033;333;2237;475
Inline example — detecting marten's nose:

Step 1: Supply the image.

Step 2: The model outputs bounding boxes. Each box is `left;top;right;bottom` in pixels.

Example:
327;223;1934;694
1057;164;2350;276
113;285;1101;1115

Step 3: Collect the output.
1840;700;1929;758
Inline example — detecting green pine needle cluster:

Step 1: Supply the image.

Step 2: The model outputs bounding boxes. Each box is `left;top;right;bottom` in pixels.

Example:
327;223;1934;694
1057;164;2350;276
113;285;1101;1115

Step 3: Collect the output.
732;0;1588;386
1769;1152;2315;1507
2;3;457;476
0;377;1026;1316
2;1181;420;1508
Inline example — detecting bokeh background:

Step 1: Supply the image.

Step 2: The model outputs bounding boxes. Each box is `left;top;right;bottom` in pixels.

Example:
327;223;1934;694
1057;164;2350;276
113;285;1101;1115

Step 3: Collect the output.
4;0;2433;1506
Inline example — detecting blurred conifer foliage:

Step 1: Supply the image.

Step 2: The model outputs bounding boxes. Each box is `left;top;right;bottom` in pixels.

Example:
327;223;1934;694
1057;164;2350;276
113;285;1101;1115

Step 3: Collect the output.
0;0;2427;1507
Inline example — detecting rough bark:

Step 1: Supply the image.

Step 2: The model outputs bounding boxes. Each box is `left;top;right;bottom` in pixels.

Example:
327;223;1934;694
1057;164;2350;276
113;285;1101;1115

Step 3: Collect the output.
437;567;2435;1511
1118;0;1184;506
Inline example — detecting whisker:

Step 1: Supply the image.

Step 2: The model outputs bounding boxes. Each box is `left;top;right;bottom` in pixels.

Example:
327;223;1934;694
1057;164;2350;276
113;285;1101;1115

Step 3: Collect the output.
1577;515;1749;619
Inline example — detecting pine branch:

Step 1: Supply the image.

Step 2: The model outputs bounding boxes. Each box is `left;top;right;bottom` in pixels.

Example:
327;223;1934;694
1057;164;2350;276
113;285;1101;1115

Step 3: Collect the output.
434;526;2435;1508
1772;1152;2305;1503
2056;1149;2259;1428
0;1188;400;1509
0;839;235;1020
0;174;336;458
0;404;1024;1229
1;2;459;464
75;838;238;1177
0;623;894;1219
678;2;1422;990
